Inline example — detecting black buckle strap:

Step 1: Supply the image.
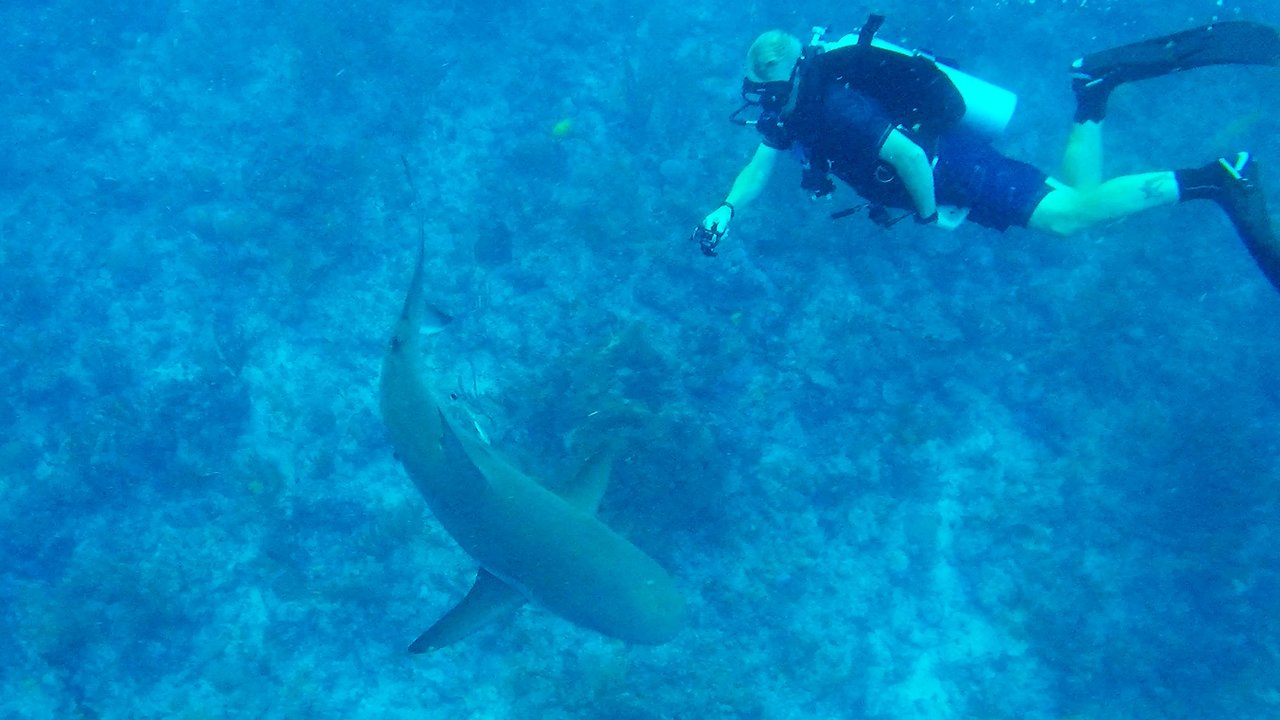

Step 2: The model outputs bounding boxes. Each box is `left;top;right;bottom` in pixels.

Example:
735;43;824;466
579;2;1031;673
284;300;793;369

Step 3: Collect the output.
858;14;886;46
830;202;911;227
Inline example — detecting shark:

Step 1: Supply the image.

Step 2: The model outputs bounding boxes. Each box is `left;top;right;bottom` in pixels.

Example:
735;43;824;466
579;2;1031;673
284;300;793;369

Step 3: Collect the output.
379;238;686;652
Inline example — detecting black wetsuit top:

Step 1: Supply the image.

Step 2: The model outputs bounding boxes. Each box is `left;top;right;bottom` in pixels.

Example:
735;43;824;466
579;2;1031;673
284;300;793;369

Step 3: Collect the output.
758;84;905;205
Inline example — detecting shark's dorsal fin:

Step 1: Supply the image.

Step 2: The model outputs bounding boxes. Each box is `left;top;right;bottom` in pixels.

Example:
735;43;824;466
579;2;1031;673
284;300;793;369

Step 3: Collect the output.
409;569;525;653
442;410;614;512
557;451;613;514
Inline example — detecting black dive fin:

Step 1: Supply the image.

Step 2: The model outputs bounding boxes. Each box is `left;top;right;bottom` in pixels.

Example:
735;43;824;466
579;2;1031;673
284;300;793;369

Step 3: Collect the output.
1075;21;1280;86
408;569;526;653
1217;156;1280;294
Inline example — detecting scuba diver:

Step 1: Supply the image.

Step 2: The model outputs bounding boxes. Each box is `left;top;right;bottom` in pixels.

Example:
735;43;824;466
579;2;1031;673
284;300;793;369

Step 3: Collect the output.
695;16;1280;294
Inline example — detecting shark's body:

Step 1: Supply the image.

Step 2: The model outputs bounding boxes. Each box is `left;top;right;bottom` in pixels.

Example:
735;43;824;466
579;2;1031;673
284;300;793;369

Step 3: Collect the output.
380;240;685;652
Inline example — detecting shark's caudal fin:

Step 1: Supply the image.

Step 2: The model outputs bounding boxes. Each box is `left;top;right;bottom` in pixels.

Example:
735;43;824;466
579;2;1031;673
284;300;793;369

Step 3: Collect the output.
391;239;452;345
380;239;448;479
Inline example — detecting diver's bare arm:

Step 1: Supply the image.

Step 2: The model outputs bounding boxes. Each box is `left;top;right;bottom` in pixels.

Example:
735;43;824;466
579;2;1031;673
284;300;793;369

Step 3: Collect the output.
725;144;779;207
879;129;937;219
704;144;779;231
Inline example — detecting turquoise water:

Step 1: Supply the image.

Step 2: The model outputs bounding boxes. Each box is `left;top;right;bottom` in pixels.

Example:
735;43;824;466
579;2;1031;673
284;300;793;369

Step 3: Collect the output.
3;1;1279;718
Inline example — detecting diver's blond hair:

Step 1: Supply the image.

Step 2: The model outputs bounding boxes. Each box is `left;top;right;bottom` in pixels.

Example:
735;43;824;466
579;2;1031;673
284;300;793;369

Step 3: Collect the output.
746;30;802;82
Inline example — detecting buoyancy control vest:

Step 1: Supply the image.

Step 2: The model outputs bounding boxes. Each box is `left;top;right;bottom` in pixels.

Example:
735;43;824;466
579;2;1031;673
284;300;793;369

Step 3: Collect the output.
802;29;968;142
782;15;1018;212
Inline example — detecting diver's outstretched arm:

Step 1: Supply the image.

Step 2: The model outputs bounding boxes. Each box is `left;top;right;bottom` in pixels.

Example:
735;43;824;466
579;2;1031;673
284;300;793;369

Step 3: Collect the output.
702;143;779;232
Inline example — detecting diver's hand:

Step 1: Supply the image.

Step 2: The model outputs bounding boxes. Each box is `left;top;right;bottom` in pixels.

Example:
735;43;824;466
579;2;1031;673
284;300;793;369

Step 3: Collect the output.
702;202;735;233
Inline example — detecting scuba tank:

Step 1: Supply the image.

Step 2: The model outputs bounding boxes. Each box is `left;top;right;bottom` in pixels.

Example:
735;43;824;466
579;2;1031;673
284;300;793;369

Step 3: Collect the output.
809;14;1018;140
865;35;1017;138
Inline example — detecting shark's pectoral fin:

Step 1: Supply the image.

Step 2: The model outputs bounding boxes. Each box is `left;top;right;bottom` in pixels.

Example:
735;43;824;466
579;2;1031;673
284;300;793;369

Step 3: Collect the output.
409;569;526;653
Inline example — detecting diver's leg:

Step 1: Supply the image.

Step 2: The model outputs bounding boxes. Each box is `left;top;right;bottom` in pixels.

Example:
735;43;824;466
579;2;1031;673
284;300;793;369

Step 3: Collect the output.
1060;120;1104;190
1032;153;1280;293
1029;171;1178;235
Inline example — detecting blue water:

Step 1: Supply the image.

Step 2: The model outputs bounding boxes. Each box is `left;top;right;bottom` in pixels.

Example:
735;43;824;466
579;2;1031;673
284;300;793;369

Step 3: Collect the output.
3;1;1279;718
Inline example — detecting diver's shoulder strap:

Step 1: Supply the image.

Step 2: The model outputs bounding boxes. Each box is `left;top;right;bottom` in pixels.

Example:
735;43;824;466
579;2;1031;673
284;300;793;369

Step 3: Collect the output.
858;14;886;46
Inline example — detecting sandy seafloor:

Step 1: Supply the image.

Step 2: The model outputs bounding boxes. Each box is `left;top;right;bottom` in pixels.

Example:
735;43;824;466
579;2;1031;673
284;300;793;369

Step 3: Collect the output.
3;0;1279;718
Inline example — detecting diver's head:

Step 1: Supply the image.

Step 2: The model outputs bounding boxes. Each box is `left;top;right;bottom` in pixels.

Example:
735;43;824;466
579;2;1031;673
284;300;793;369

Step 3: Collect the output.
746;30;803;82
740;30;802;112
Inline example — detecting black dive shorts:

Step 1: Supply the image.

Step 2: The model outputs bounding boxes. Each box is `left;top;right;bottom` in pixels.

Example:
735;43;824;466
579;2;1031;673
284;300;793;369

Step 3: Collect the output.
933;130;1052;231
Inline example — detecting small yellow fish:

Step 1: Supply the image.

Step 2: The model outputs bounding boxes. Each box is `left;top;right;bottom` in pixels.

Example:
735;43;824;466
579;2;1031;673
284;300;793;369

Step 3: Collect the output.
551;118;573;138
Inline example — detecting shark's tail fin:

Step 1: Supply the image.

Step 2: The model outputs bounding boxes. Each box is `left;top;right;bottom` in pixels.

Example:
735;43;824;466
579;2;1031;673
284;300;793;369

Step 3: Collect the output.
395;157;453;338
